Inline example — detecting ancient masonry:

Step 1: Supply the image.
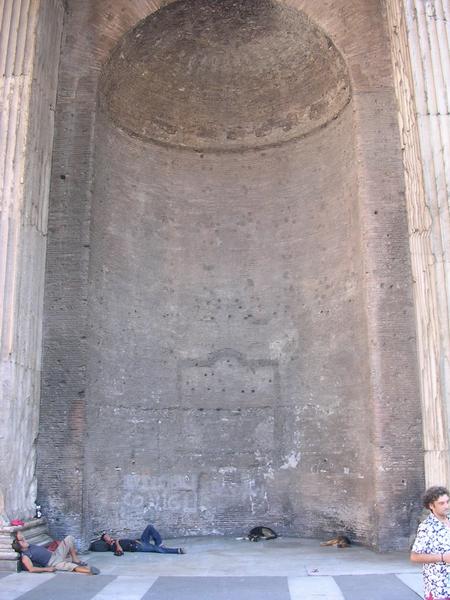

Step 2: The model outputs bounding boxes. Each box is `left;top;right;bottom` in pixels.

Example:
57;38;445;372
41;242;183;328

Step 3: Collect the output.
0;0;449;570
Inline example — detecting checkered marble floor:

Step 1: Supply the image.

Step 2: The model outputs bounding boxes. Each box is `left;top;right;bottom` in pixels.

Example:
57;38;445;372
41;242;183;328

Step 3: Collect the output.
0;572;423;600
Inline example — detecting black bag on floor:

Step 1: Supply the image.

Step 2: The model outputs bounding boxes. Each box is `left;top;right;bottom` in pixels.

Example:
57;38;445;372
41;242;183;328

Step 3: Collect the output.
89;539;111;552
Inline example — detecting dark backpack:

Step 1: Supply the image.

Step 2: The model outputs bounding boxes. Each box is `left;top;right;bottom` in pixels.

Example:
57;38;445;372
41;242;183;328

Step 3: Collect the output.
89;539;111;552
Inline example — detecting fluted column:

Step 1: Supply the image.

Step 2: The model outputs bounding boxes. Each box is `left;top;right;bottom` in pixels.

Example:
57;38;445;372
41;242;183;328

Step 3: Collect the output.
0;0;64;523
386;0;450;487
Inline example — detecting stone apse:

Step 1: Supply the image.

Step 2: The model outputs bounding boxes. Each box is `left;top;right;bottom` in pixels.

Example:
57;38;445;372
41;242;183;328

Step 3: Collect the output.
35;0;425;550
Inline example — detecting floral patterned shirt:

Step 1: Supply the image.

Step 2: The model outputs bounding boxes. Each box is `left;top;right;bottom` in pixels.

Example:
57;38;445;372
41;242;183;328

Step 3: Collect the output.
412;512;450;599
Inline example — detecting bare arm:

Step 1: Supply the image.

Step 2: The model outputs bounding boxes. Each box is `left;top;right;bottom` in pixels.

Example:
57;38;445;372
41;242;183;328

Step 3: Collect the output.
21;555;55;573
114;540;124;555
411;551;450;564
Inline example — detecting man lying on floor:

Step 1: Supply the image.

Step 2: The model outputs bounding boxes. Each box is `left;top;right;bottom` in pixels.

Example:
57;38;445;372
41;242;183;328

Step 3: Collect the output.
100;523;185;555
12;531;100;574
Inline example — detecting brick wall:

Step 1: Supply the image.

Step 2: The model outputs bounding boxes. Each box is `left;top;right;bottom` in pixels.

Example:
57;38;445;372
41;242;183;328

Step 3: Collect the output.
37;0;424;549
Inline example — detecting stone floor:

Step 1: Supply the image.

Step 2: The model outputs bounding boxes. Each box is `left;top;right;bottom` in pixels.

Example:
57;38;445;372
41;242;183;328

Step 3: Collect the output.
0;537;423;599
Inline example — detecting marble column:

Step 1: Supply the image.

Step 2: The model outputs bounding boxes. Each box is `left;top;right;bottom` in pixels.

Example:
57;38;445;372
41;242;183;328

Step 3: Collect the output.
386;0;450;487
0;0;64;523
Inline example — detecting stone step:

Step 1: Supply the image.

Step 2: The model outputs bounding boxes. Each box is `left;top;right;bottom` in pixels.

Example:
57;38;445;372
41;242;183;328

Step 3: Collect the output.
0;518;45;533
0;529;52;549
0;550;17;560
0;541;17;549
0;557;20;571
25;529;53;544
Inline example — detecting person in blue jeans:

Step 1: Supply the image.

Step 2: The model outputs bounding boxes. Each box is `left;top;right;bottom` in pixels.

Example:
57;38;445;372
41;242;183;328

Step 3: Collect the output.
101;524;185;555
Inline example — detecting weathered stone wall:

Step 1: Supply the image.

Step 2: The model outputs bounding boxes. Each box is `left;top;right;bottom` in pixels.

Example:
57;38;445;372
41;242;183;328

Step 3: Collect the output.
38;0;424;549
84;101;372;540
0;0;64;523
37;0;97;542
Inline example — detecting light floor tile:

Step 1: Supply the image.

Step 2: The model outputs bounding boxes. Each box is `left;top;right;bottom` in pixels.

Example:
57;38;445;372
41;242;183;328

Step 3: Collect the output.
396;573;424;598
288;576;345;599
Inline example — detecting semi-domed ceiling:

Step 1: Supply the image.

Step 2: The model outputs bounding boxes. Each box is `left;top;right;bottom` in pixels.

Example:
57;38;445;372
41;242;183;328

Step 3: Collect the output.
99;0;351;151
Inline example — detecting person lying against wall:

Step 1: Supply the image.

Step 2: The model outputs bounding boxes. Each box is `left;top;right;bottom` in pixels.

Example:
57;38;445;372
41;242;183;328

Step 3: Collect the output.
12;531;100;574
98;523;185;555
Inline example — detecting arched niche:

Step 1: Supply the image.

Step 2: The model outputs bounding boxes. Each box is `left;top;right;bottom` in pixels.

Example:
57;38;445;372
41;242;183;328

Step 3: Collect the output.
84;0;373;541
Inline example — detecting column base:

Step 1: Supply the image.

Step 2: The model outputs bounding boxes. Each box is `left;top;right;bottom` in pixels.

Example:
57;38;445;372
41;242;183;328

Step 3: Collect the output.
0;518;52;571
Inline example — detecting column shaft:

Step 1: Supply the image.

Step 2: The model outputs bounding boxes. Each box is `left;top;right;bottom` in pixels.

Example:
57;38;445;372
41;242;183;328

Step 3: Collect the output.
386;0;450;486
0;0;64;522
